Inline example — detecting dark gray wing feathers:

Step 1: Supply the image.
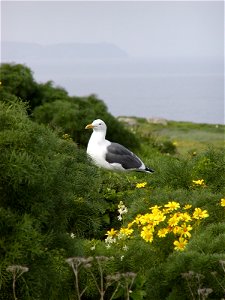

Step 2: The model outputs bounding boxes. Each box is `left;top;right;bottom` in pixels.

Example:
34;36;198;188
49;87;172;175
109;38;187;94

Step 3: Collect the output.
105;143;142;169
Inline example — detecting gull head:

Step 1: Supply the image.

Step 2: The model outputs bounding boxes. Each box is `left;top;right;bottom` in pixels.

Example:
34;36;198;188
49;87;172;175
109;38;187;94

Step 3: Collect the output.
85;119;107;132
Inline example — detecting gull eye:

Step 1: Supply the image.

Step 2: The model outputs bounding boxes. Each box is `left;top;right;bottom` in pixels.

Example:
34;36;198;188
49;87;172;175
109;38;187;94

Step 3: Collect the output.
99;123;102;125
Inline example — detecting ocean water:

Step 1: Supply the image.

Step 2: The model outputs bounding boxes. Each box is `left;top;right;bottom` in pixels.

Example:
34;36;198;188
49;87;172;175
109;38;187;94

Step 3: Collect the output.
27;58;224;124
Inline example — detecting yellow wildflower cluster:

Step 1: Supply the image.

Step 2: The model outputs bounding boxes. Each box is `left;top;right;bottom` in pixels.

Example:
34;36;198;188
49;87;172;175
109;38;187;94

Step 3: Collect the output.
136;182;147;189
192;179;206;187
220;198;225;207
106;201;209;252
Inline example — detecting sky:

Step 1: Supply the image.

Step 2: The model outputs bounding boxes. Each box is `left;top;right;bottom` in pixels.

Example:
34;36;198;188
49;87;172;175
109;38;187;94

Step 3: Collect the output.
1;1;224;59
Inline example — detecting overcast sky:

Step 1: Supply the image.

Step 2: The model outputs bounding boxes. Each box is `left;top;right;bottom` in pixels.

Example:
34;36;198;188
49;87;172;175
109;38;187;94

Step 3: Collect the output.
1;1;224;59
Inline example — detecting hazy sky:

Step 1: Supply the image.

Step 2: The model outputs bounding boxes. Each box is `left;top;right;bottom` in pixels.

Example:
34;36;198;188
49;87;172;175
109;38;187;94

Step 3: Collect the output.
2;1;224;59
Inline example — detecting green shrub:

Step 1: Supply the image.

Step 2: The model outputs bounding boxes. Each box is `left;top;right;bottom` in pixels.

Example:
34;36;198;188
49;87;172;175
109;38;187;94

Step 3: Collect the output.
33;95;140;149
0;100;108;299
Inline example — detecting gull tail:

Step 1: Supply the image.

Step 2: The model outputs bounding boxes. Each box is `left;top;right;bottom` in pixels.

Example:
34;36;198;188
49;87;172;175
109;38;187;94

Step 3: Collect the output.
145;166;155;173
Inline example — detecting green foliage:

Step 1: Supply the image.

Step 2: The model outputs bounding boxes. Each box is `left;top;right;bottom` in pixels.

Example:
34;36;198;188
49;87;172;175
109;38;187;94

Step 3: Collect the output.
0;63;38;109
192;148;225;193
34;80;69;105
0;100;108;299
0;63;224;299
160;223;225;299
33;94;140;149
154;140;177;155
0;63;69;110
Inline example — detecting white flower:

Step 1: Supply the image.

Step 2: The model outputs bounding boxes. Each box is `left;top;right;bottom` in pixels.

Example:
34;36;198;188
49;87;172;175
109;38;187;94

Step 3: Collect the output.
118;207;128;215
120;255;124;261
123;245;129;251
117;232;127;240
117;202;128;221
118;201;124;208
117;215;123;221
105;236;116;244
118;202;128;215
70;233;75;239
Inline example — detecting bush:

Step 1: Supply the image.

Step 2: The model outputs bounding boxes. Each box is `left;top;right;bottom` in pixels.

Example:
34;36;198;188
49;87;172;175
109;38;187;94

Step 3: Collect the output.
0;100;107;299
0;63;38;109
33;95;140;149
0;63;69;110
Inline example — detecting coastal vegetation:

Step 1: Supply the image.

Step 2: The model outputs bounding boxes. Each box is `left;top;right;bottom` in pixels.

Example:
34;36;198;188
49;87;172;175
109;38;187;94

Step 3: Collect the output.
0;63;224;299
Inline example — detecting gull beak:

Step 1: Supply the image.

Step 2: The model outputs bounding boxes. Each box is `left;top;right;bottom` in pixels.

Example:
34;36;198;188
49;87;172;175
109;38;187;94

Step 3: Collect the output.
85;123;94;129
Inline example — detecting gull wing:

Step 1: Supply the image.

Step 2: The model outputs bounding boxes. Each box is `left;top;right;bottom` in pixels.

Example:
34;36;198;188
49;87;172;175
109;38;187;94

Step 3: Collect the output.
105;142;142;170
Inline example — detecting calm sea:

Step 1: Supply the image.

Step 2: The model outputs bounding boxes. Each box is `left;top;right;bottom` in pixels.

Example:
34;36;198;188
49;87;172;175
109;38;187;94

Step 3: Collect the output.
27;58;224;124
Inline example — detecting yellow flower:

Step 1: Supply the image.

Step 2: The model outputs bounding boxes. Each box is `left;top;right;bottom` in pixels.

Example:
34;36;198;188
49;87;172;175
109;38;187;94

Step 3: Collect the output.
127;221;135;228
134;214;143;225
106;228;117;237
179;212;192;223
135;213;150;225
136;209;166;227
164;201;180;211
184;204;192;210
140;226;154;242
136;182;147;188
174;237;188;251
192;208;209;220
192;179;205;186
158;228;169;238
119;227;134;236
220;198;225;207
167;213;181;227
177;223;193;238
152;212;166;225
162;208;171;214
150;205;162;214
172;226;180;235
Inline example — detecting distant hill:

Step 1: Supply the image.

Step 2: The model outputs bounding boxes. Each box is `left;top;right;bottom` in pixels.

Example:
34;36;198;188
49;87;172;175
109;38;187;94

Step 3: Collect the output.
1;41;129;61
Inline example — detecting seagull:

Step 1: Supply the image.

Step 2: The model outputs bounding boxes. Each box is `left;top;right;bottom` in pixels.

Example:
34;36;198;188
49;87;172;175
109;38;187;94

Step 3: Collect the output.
85;119;154;173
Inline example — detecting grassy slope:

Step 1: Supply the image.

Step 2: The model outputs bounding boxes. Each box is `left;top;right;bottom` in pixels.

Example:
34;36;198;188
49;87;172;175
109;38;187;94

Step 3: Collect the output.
122;118;225;155
157;121;224;154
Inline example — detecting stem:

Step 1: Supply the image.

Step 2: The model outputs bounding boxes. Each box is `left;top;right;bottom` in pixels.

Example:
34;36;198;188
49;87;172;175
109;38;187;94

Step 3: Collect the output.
74;269;81;300
212;273;225;292
185;278;196;300
109;282;120;300
80;286;88;297
127;277;135;300
71;262;81;300
88;269;101;294
123;279;130;300
98;261;104;300
12;272;17;300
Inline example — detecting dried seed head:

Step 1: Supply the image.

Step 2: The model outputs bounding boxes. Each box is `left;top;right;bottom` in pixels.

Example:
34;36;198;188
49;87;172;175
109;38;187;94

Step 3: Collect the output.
66;256;93;266
95;256;111;262
122;272;137;279
83;263;92;269
106;272;122;282
219;260;225;269
197;288;213;297
6;265;29;274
